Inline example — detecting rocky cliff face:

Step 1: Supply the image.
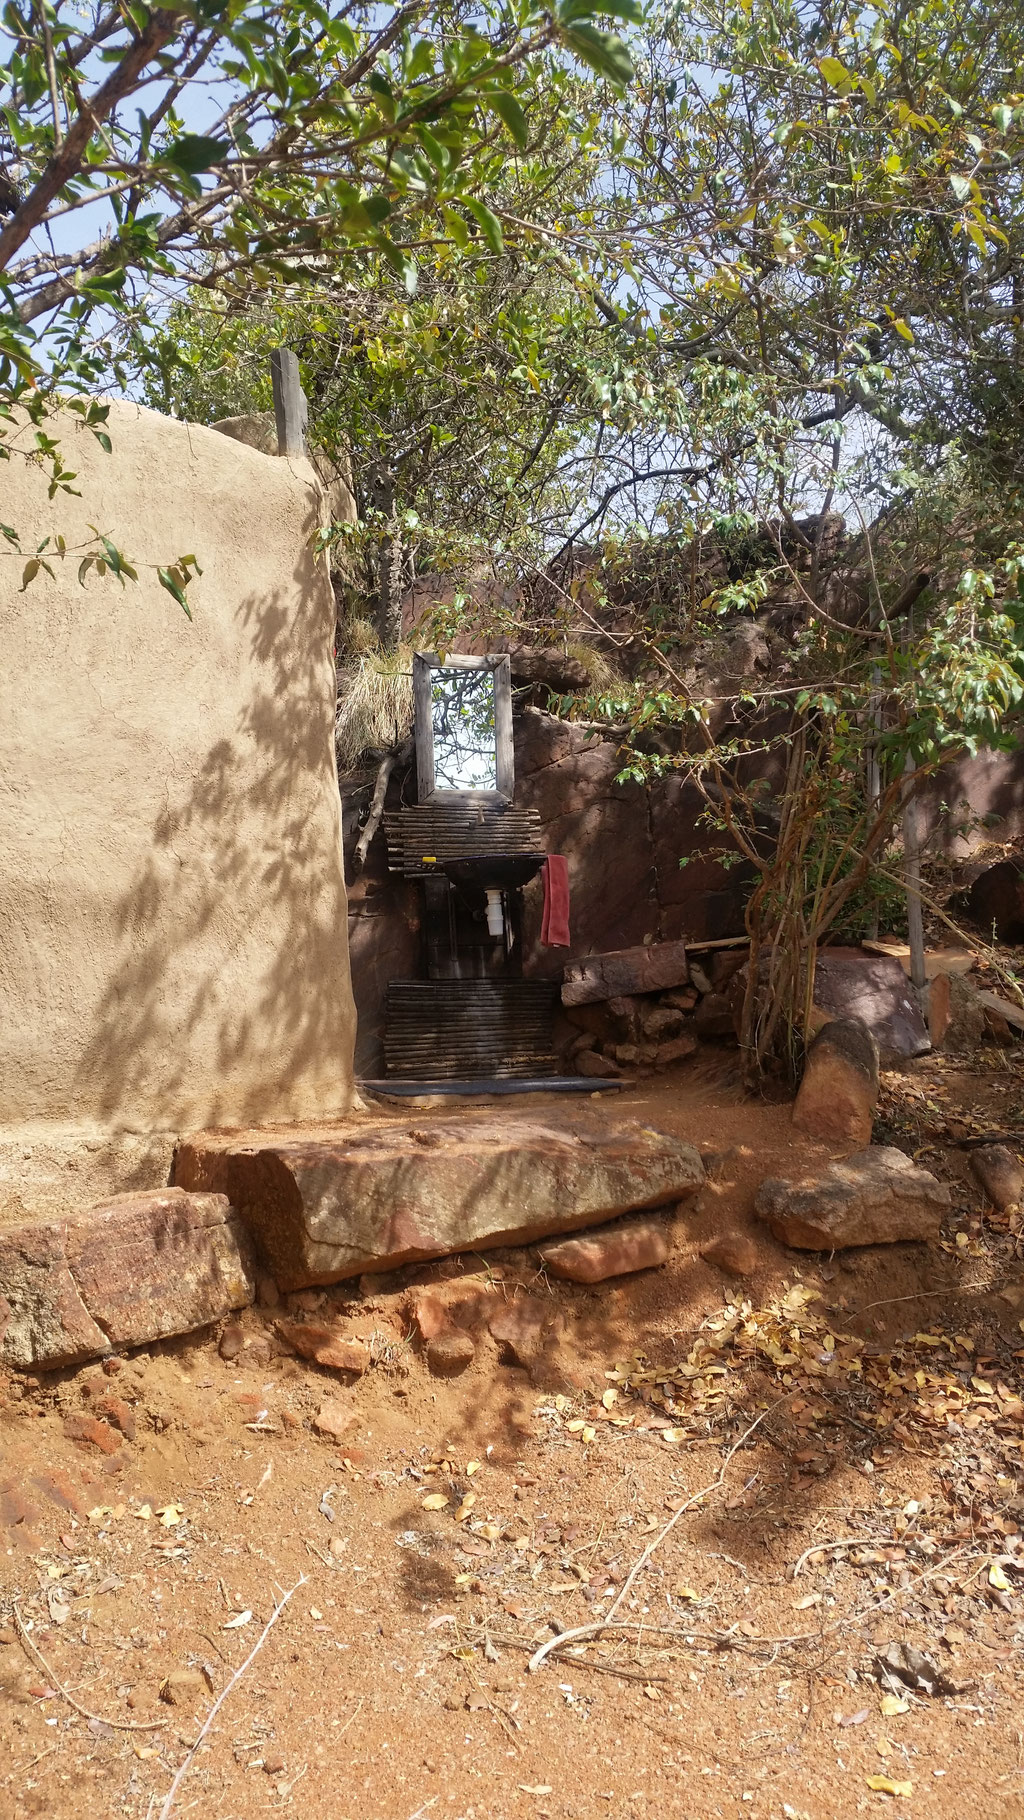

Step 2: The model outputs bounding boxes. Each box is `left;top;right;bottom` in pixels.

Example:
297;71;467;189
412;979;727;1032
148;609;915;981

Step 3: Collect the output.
512;709;753;975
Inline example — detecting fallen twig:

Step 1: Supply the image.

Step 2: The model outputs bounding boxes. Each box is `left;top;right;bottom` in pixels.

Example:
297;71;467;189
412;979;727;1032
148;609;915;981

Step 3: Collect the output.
481;1631;668;1684
528;1403;781;1672
791;1537;883;1578
13;1601;169;1733
953;1132;1024;1150
157;1575;305;1820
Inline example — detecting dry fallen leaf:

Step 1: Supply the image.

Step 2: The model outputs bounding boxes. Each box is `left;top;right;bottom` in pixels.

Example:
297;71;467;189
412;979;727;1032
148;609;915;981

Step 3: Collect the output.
454;1493;477;1523
643;1683;661;1701
223;1609;253;1629
674;1585;701;1602
519;1787;553;1797
466;1461;481;1476
47;1589;70;1625
157;1503;183;1528
866;1777;912;1797
988;1561;1012;1592
422;1493;449;1511
880;1694;910;1717
602;1388;618;1409
477;1523;501;1542
131;1505;153;1522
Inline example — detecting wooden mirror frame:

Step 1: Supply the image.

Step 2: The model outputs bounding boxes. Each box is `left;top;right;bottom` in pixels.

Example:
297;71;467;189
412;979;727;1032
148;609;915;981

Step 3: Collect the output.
412;652;514;803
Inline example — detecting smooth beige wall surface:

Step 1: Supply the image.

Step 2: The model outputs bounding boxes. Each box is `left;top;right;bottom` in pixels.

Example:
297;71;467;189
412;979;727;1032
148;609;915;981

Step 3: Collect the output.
0;400;356;1216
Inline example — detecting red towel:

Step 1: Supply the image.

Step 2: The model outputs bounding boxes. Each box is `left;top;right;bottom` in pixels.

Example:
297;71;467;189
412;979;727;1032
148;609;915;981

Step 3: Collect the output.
541;855;570;947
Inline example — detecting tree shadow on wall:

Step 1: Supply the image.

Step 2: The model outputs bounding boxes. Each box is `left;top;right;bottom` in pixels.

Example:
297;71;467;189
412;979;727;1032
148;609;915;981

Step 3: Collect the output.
74;521;352;1132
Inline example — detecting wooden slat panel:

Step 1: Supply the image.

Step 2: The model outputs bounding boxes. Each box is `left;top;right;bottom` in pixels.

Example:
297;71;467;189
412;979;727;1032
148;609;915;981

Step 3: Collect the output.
384;804;543;874
384;979;558;1079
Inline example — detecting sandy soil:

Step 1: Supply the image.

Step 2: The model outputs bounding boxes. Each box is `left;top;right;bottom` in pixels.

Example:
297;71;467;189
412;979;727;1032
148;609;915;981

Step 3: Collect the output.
3;1054;1024;1820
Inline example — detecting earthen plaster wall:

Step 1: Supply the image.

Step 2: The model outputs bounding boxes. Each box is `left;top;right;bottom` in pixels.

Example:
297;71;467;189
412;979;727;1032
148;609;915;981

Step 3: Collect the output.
0;400;356;1221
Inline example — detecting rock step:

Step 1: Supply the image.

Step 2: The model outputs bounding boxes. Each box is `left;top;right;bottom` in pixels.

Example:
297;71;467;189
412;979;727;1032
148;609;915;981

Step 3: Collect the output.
0;1189;255;1370
173;1116;705;1291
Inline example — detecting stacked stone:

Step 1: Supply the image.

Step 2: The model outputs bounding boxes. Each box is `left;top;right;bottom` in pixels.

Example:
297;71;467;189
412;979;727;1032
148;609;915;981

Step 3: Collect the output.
563;948;745;1078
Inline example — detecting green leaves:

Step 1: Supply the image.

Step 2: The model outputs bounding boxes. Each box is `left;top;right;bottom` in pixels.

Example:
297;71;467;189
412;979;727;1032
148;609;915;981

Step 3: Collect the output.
156;135;232;175
486;89;529;149
464;198;504;255
817;55;850;88
158;554;202;618
559;22;634;85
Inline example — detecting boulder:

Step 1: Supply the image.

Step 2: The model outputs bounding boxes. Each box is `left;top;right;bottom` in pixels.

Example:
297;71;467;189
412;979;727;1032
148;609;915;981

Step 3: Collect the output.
276;1322;370;1373
974;989;1024;1034
0;1190;255;1370
537;1213;671;1283
755;1147;949;1251
708;950;748;992
970;1145;1024;1211
567;1031;599;1062
508;647;589;693
961;859;1024;943
425;1328;475;1376
488;1296;567;1386
812;950;930;1062
405;1288;477;1375
693;992;737;1040
664;986;699;1011
700;1232;759;1277
313;1397;358;1439
641;1005;684;1042
562;940;690;1007
174;1118;705;1290
654;1033;699;1068
942;973;988;1054
576;1050;620;1078
792;1019;879;1150
606;995;643;1039
565;1003;611;1038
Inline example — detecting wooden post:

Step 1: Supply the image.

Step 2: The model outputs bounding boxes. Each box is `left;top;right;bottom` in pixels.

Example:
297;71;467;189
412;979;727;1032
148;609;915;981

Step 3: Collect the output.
270;347;307;457
901;602;927;994
902;751;927;992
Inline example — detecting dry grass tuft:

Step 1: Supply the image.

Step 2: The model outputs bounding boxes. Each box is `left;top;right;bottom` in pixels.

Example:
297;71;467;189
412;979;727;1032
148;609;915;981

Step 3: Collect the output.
335;642;414;769
564;638;620;692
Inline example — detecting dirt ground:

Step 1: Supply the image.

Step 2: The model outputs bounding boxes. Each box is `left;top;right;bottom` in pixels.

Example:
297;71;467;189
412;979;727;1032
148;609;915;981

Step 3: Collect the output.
3;1051;1024;1820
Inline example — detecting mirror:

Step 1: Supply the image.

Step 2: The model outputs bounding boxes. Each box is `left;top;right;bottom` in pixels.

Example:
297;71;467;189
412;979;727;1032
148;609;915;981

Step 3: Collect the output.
413;653;514;800
431;666;497;790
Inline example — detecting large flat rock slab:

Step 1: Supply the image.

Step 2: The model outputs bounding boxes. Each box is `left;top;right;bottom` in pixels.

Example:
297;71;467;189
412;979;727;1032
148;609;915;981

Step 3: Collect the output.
173;1118;705;1289
0;1189;256;1370
562;941;690;1007
813;950;930;1062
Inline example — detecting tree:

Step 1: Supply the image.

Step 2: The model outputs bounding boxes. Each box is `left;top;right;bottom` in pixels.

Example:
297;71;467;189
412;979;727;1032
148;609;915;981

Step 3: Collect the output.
424;0;1024;1077
0;0;640;604
139;79;617;643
